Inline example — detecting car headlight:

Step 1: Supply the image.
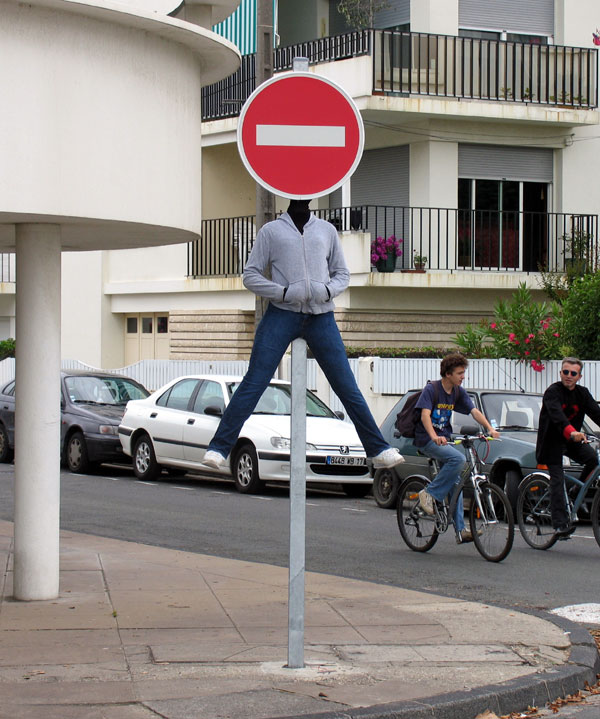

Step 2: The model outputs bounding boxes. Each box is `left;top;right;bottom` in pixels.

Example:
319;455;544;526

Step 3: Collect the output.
99;425;119;435
270;437;317;451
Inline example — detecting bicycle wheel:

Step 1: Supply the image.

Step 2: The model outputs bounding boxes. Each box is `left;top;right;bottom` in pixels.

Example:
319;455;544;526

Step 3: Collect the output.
469;482;514;562
517;473;558;551
396;475;439;552
591;486;600;550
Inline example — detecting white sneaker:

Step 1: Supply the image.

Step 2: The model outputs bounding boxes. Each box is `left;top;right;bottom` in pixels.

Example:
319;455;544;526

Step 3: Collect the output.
418;489;435;515
372;447;405;468
202;450;226;469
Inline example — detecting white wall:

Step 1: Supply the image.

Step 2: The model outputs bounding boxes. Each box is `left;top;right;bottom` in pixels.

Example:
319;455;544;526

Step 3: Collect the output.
410;0;458;35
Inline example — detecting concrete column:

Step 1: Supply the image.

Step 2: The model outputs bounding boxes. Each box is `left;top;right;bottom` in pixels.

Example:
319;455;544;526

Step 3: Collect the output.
14;224;62;601
409;141;458;269
410;0;458;35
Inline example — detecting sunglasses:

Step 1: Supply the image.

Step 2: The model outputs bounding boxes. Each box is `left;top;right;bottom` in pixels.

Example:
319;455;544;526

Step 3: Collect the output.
562;369;580;377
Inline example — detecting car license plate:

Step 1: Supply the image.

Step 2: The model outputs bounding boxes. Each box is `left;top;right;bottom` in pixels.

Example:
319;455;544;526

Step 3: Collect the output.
326;456;366;466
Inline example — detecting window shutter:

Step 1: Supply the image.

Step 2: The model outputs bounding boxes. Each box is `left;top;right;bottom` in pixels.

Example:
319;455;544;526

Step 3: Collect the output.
459;0;554;36
458;144;553;182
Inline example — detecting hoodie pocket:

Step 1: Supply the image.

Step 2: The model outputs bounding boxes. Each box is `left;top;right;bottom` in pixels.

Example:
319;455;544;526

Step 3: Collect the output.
284;280;308;304
310;280;329;304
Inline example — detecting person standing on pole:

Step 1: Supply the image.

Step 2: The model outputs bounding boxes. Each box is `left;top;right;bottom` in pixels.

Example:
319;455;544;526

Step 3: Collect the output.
202;199;405;471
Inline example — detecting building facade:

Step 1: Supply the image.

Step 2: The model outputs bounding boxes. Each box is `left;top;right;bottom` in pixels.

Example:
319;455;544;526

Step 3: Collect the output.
52;0;600;365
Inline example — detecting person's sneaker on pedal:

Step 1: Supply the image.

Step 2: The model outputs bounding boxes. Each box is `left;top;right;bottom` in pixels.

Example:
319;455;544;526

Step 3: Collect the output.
372;447;405;468
554;523;576;540
202;450;226;469
456;528;481;544
418;488;435;515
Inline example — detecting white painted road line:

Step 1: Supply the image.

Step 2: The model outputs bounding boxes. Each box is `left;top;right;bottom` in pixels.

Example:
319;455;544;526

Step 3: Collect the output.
256;124;345;147
251;496;273;501
136;481;158;486
173;486;194;491
551;603;600;624
342;507;367;513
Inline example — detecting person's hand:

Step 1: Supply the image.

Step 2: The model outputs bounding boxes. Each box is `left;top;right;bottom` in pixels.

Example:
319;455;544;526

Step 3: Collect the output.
432;435;447;446
570;431;586;443
488;428;500;439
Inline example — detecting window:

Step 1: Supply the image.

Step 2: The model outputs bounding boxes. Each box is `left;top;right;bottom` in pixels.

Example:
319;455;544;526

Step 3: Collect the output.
458;178;548;271
127;317;138;333
193;380;225;414
142;317;153;334
157;316;168;334
156;379;199;411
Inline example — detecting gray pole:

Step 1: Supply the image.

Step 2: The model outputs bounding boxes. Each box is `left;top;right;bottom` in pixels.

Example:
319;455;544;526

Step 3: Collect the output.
288;336;307;668
254;0;275;327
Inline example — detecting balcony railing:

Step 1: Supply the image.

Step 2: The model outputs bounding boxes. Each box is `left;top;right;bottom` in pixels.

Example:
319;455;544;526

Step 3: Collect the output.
201;30;598;121
201;30;371;122
0;254;15;283
188;206;598;277
374;30;598;107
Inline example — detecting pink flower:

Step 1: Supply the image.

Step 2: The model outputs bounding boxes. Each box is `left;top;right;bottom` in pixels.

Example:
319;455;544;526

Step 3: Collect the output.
528;333;535;339
531;360;545;372
593;29;600;46
524;351;530;356
553;332;560;337
490;322;497;329
525;337;531;344
508;333;516;342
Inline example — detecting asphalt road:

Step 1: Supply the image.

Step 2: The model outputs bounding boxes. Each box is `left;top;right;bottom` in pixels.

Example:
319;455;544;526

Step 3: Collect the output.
0;463;599;613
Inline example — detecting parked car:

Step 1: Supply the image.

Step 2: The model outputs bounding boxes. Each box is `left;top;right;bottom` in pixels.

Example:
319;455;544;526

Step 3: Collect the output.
372;389;599;511
118;374;370;496
0;371;149;472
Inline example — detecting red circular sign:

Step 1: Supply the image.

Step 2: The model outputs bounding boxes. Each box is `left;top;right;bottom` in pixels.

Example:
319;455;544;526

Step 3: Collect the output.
237;72;364;199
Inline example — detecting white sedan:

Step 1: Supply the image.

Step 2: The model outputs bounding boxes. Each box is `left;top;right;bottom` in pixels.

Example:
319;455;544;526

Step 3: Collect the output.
118;375;370;496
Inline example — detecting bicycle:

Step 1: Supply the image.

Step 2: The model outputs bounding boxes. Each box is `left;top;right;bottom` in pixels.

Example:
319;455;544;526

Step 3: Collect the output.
516;435;600;550
396;431;515;562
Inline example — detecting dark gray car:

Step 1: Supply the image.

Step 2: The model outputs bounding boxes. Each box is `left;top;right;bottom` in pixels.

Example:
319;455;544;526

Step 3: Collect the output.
0;370;148;472
373;389;598;511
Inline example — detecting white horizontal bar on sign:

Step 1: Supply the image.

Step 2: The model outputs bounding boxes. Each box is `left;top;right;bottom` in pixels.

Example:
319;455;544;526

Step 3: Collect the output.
256;124;346;147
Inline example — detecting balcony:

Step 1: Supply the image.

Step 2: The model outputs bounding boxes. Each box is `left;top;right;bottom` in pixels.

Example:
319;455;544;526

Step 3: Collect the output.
188;206;598;278
201;30;598;122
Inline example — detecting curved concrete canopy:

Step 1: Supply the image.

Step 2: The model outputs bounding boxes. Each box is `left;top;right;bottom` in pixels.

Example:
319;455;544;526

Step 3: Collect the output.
0;0;241;251
14;0;241;87
112;0;184;14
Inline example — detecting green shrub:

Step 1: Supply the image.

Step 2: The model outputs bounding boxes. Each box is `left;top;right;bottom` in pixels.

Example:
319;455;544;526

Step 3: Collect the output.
0;338;15;360
562;272;600;359
345;346;451;358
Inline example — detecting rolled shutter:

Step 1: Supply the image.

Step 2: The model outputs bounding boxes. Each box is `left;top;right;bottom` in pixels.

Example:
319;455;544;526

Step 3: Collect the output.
458;144;553;182
459;0;554;36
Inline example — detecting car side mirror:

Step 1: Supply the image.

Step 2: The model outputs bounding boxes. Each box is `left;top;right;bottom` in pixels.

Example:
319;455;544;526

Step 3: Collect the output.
204;405;223;417
334;410;345;420
393;430;401;438
459;425;480;436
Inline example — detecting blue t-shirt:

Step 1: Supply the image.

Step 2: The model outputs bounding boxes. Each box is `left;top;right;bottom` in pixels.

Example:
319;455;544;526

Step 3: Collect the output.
413;381;475;448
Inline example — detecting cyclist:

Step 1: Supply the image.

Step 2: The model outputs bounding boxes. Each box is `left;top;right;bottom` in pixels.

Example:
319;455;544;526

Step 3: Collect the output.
536;357;600;539
416;353;500;543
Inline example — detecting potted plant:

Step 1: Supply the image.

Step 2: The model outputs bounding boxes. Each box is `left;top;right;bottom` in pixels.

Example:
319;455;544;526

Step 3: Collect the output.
371;235;403;273
413;252;428;271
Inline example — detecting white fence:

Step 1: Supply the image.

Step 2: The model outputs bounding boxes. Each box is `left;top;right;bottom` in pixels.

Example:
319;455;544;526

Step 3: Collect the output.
0;357;598;424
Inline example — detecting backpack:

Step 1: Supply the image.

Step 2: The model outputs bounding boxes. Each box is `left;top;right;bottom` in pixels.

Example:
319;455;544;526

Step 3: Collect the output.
394;380;441;438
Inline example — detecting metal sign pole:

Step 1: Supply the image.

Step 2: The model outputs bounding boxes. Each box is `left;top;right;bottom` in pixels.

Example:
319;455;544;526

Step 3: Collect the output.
288;336;307;668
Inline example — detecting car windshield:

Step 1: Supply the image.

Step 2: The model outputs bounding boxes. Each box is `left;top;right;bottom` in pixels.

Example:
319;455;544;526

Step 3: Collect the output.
481;393;542;430
227;382;336;418
65;375;148;406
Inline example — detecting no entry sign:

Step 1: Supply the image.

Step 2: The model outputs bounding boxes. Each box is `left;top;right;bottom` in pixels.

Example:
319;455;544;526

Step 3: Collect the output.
237;72;364;199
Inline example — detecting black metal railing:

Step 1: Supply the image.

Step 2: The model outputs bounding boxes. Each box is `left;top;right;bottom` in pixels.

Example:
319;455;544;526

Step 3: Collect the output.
201;30;371;122
374;30;598;107
188;206;598;277
201;30;598;121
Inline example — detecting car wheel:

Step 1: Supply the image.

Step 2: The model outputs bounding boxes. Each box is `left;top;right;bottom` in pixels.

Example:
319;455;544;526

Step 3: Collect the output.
233;443;264;494
67;431;91;474
372;468;398;508
133;434;161;481
342;483;371;498
503;468;521;513
0;424;13;463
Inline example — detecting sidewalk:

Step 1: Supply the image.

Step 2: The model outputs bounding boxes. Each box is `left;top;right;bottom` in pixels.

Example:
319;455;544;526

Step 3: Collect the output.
0;519;598;719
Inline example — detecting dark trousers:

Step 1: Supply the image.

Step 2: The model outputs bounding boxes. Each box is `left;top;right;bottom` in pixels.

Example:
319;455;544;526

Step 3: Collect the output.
547;442;598;527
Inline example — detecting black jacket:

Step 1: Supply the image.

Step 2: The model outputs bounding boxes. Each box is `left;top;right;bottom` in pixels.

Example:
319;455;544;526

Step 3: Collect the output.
536;382;600;464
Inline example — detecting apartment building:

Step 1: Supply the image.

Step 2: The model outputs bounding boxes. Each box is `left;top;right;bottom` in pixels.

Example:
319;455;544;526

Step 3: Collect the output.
53;0;599;366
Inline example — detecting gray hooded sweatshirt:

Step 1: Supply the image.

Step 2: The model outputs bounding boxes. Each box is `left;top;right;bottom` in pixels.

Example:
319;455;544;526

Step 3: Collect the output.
243;212;350;315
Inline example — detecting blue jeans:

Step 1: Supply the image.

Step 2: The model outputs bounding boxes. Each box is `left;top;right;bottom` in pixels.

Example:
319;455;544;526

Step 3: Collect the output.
421;440;466;532
208;304;390;458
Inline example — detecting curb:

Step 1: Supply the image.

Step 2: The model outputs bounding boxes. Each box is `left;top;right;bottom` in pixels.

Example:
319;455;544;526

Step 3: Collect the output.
271;612;600;719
